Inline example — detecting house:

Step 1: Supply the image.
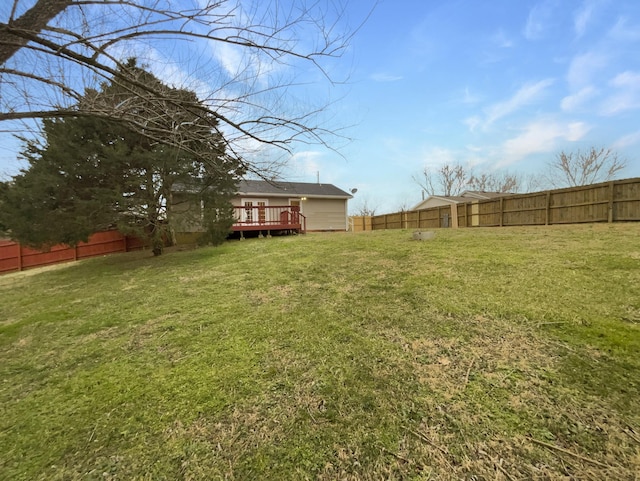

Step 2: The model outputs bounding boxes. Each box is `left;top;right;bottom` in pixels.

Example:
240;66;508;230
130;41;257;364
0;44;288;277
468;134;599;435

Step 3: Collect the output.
411;190;514;211
172;179;353;241
233;180;353;232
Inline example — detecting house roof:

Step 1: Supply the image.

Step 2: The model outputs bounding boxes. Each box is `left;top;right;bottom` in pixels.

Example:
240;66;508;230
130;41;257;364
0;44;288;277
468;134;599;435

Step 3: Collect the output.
411;190;516;210
411;195;468;210
237;180;353;199
461;190;516;199
172;179;353;199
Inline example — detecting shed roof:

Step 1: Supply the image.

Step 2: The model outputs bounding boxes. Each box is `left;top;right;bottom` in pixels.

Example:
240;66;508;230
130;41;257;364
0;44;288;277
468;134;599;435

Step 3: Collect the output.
461;190;516;199
411;195;467;210
411;190;516;210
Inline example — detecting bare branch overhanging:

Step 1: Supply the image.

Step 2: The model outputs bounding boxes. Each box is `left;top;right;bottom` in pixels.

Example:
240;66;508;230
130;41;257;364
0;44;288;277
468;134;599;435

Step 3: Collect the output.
1;0;370;173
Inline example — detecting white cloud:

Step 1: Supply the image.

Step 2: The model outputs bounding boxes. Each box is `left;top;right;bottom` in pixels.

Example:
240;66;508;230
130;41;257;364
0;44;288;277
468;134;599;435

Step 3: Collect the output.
600;71;640;116
499;120;590;167
288;151;323;177
419;147;459;168
574;0;597;38
213;42;245;79
492;29;514;48
484;79;554;127
566;51;608;89
561;86;597;111
609;17;640;42
612;130;640;149
610;71;640;87
464;116;481;132
370;73;403;82
462;87;481;105
523;0;557;40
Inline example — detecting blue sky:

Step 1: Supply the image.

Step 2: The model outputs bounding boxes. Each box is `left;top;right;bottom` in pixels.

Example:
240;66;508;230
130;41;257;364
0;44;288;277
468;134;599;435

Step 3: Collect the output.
1;0;640;214
288;0;640;213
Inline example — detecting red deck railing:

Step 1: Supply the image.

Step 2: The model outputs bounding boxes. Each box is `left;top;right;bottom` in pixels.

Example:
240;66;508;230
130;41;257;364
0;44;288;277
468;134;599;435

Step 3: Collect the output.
232;205;306;233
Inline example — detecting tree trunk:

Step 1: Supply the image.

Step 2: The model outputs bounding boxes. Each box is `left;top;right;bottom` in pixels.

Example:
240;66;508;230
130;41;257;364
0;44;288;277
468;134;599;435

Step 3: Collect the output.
0;0;73;65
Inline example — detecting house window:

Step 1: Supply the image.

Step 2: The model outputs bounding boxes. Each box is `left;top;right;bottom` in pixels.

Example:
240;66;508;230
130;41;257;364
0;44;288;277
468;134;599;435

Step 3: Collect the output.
289;199;301;223
244;201;254;223
257;201;266;224
242;199;268;223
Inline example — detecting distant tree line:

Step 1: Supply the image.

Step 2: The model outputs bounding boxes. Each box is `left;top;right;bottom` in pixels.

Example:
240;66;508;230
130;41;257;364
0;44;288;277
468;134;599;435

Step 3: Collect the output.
412;147;628;198
352;147;629;217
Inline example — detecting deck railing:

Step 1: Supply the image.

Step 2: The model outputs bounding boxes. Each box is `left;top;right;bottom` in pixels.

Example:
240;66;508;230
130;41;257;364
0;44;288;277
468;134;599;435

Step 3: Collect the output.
232;205;306;233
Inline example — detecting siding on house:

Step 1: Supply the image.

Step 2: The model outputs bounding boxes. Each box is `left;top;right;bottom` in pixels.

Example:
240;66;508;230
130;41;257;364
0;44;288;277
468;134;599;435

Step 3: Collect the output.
169;192;202;233
302;198;348;231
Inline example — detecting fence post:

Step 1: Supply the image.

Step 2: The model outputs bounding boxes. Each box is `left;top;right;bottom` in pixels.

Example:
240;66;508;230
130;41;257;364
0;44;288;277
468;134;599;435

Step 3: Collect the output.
17;243;23;271
450;203;459;228
608;181;615;223
499;197;504;227
545;191;551;225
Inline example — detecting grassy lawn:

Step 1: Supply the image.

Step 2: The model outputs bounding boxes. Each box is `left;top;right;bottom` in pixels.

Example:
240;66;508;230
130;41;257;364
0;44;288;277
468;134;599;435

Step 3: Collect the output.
1;224;639;480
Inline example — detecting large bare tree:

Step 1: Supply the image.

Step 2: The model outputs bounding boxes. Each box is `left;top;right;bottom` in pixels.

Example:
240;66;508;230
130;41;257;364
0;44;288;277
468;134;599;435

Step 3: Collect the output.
548;147;627;187
414;163;542;198
0;0;368;176
413;163;468;197
467;171;520;193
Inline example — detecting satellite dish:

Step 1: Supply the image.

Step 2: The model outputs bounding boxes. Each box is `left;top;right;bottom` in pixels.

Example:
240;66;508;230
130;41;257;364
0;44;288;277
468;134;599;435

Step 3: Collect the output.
350;188;358;194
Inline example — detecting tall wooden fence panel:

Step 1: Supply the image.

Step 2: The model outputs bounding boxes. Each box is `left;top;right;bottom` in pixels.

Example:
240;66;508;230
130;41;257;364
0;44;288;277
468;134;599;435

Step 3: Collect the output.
614;178;640;221
369;207;455;231
349;216;372;232
0;230;145;274
370;177;640;231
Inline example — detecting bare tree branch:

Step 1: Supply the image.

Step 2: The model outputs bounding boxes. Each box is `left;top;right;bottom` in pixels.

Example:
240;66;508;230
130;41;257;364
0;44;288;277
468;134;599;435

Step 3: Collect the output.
1;0;372;176
467;171;520;193
413;164;468;196
548;147;627;187
0;0;72;64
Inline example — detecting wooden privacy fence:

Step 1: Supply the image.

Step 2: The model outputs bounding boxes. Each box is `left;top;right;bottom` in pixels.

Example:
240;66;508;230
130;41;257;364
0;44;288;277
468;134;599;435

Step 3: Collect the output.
370;177;640;231
349;215;372;232
0;230;146;274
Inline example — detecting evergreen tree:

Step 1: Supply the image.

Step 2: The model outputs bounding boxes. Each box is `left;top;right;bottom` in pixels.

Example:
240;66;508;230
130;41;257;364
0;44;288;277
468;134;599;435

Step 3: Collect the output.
0;60;244;254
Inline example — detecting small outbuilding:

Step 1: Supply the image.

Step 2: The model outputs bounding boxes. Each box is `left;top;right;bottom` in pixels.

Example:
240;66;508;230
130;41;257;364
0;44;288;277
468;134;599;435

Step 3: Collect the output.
411;190;515;211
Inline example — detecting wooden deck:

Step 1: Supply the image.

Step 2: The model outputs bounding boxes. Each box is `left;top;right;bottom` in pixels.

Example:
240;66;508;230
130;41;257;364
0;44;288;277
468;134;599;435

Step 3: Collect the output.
232;205;306;234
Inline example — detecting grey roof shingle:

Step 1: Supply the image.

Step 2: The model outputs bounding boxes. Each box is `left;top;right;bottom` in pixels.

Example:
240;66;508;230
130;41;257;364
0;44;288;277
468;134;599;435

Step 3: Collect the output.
462;190;516;199
237;180;352;198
